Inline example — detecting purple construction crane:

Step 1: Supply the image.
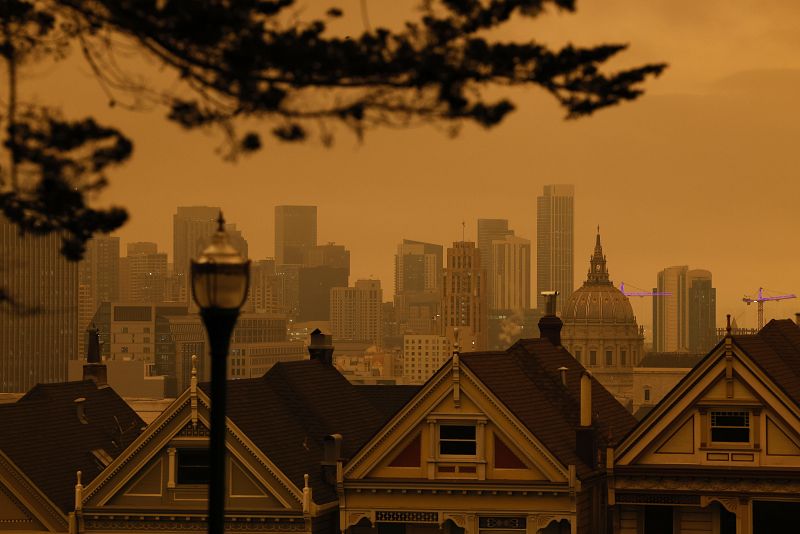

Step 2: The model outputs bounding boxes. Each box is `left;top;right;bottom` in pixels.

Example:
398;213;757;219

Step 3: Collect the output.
743;287;796;330
619;282;672;298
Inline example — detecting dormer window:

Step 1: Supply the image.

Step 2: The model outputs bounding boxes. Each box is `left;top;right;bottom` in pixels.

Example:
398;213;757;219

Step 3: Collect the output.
711;411;750;443
439;425;476;456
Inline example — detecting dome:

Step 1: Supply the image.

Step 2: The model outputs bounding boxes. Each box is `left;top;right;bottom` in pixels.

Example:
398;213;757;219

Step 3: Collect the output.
561;230;637;326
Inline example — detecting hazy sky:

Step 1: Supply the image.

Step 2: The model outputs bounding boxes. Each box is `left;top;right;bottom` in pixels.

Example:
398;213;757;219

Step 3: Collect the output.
21;0;800;331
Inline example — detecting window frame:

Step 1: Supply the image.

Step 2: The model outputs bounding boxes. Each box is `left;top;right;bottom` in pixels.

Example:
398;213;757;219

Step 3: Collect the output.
710;410;751;444
438;423;477;457
176;448;210;485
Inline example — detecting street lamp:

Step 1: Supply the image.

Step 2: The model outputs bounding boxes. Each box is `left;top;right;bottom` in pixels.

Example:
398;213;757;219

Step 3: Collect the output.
191;212;250;534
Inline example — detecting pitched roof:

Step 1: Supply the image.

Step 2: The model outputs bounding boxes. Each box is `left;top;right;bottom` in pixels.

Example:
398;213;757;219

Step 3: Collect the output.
200;360;409;504
460;338;638;477
733;319;800;405
0;381;144;514
355;384;421;419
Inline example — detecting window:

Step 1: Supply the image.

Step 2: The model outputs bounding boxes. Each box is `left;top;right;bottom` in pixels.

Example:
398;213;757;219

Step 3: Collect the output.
589;350;597;366
575;349;582;363
644;388;650;402
620;350;627;366
177;449;210;484
605;350;613;366
439;425;476;455
711;411;750;443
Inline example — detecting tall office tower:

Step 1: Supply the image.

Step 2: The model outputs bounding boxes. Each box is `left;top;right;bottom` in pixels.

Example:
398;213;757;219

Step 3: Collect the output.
305;243;350;274
403;334;451;384
478;219;512;305
330;280;383;347
173;206;221;279
1;216;78;392
653;265;690;353
78;235;120;355
442;241;488;351
688;270;716;354
490;234;531;311
274;205;317;267
536;184;574;313
298;265;349;321
122;242;168;303
225;223;249;260
394;239;443;334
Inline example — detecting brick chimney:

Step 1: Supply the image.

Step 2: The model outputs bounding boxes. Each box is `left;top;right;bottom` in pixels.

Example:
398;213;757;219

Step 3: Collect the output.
538;291;563;346
82;324;107;386
308;329;334;365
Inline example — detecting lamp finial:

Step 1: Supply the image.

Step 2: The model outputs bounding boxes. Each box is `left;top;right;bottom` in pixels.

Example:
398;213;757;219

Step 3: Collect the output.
216;211;225;232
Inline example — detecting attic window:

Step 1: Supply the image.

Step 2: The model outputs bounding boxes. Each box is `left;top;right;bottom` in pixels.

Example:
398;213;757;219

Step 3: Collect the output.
177;449;210;484
439;425;476;456
711;411;750;443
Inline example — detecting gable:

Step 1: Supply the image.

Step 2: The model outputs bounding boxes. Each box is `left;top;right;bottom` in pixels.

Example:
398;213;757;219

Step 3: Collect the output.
346;358;568;484
617;342;800;468
82;388;302;512
0;451;66;532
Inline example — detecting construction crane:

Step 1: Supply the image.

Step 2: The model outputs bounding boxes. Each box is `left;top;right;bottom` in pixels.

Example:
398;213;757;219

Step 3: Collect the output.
743;287;797;330
619;282;672;298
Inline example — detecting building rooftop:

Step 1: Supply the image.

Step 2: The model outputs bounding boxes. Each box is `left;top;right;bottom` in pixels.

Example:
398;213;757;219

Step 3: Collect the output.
636;352;705;368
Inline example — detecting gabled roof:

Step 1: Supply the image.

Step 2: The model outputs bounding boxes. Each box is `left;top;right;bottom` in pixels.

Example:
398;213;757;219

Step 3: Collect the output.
0;381;144;514
732;319;800;405
355;385;421;419
461;338;638;477
200;359;411;504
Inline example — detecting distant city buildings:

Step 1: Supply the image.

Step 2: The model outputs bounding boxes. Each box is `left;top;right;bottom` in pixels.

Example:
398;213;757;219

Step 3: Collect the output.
536;184;574;313
172;206;220;280
78;235;120;355
477;219;512;306
120;242;168;303
490;234;531;311
653;266;716;353
442;241;488;351
0;216;78;392
402;333;451;384
331;280;383;347
393;239;443;335
274;205;317;267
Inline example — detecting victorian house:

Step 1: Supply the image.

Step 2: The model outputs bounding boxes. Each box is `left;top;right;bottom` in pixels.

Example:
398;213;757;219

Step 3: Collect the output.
611;319;800;534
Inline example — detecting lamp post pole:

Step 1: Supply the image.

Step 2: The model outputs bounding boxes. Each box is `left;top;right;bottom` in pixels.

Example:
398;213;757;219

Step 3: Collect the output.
202;308;239;534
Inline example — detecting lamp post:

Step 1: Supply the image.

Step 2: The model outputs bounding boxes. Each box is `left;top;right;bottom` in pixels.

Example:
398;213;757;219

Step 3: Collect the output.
190;212;250;534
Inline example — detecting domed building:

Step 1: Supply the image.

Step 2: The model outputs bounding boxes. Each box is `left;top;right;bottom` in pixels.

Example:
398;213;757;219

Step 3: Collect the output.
561;230;644;406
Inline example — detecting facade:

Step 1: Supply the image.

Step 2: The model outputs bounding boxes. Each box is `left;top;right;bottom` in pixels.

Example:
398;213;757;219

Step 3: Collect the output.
611;319;800;534
0;216;78;392
298;265;349;321
536;185;574;313
442;241;488;351
305;242;350;273
120;242;168;303
78;236;120;356
402;334;451;384
275;205;317;267
477;219;512;306
172;206;220;280
561;232;645;406
631;352;704;416
653;267;716;353
109;303;188;365
394;240;443;335
331;280;384;347
490;234;531;312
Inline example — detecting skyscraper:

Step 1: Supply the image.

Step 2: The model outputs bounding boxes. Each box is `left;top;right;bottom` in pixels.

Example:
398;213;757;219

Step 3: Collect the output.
330;279;383;347
442;241;488;351
78;235;120;356
536;184;574;313
653;267;715;353
477;219;512;305
173;206;221;279
394;240;443;335
490;234;531;311
1;216;78;392
274;205;317;267
121;242;168;303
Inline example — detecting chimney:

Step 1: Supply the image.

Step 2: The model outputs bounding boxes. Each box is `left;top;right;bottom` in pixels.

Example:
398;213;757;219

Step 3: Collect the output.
575;371;596;468
558;366;568;386
82;325;107;386
321;434;343;484
308;329;334;365
538;291;562;346
75;397;89;424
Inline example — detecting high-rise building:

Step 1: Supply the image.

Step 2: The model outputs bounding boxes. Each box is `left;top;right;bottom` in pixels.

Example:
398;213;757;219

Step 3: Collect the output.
653;266;715;353
1;216;78;392
442;241;488;351
330;280;383;347
394;240;443;335
121;242;168;304
536;184;574;313
173;206;221;279
477;219;512;305
490;234;531;311
688;271;716;353
78;235;120;355
274;205;317;267
403;334;451;384
297;265;349;322
305;243;350;274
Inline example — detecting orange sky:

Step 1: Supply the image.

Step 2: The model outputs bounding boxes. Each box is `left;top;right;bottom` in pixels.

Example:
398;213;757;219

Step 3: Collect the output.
19;0;800;332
